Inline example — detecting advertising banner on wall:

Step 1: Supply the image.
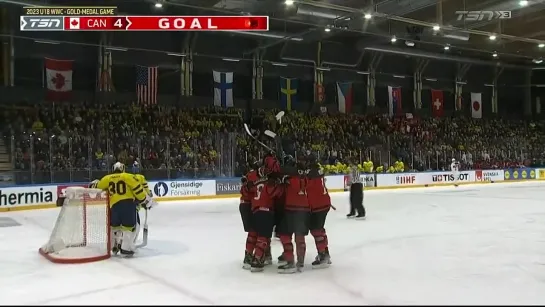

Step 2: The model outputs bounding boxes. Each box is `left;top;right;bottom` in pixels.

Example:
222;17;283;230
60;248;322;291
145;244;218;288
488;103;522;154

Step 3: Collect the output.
150;180;215;198
475;170;504;182
503;168;535;181
343;174;375;191
216;178;242;195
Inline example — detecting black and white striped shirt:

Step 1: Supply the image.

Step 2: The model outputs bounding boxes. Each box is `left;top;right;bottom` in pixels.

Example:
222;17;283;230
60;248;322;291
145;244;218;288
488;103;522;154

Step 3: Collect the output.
348;165;362;184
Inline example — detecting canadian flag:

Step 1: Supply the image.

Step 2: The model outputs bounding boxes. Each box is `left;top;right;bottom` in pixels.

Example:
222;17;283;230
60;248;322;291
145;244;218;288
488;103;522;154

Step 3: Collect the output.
69;18;80;29
471;92;482;119
44;58;73;101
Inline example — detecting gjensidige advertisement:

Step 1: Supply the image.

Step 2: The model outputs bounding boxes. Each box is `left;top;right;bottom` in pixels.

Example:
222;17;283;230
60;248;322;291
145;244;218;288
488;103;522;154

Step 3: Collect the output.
151;180;214;198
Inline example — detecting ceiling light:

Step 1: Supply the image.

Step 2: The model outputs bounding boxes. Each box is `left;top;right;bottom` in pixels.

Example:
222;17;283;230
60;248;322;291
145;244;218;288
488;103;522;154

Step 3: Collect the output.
324;28;331;32
285;0;294;5
492;52;498;57
364;13;372;19
444;45;450;50
432;25;440;31
539;43;545;48
519;0;529;7
154;2;162;8
489;35;496;40
391;36;397;43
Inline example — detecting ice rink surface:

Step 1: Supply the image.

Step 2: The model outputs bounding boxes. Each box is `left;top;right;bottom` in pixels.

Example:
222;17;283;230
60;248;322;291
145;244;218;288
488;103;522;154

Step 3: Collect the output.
1;182;545;305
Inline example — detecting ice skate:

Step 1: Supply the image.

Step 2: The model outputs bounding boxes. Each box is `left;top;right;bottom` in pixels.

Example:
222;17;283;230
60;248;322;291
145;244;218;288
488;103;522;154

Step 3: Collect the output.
278;261;297;274
312;251;332;269
277;253;287;266
112;244;121;255
250;257;265;272
264;248;273;266
120;249;135;257
242;252;253;270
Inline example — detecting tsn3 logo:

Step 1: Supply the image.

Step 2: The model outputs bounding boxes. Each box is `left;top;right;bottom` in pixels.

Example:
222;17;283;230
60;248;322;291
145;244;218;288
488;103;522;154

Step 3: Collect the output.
432;173;469;182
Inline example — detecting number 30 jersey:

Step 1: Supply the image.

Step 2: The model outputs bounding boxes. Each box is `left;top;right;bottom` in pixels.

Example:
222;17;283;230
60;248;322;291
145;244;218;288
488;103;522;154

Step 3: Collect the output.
96;173;147;208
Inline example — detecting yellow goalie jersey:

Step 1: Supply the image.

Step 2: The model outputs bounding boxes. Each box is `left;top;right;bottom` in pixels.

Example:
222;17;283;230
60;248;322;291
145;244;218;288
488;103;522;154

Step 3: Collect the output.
134;174;152;197
96;172;146;208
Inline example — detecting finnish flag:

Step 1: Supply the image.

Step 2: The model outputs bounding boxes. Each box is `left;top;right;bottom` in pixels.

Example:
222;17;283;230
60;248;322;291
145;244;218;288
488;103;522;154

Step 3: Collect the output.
213;70;234;108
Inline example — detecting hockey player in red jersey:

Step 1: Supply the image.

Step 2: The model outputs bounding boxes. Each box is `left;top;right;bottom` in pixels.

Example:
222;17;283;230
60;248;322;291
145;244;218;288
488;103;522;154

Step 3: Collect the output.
240;160;260;270
249;155;283;272
305;155;332;269
277;156;310;273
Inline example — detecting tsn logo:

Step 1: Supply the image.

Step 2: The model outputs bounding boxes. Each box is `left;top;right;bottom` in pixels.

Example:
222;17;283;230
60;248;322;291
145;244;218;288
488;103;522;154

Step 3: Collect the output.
20;16;62;31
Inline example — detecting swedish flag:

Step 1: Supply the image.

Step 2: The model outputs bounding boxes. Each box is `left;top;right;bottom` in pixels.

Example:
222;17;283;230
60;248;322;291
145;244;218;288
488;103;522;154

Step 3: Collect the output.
280;77;298;111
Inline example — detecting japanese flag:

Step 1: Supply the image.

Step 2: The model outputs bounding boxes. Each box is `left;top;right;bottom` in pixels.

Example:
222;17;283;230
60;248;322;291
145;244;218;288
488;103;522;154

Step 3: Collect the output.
44;58;73;101
471;92;482;119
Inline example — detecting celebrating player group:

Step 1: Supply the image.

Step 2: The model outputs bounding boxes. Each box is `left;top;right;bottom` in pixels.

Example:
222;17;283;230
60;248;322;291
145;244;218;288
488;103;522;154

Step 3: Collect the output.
239;151;333;273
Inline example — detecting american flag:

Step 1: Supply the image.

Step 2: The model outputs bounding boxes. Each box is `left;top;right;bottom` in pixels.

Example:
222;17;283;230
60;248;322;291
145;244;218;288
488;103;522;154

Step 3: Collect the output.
136;65;158;106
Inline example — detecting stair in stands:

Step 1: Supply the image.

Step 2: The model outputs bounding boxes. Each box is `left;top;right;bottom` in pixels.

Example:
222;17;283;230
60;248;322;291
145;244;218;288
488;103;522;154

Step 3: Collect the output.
0;137;13;172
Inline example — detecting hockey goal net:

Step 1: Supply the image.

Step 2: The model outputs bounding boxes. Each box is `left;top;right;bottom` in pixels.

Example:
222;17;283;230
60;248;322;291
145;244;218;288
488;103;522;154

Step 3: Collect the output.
39;187;111;264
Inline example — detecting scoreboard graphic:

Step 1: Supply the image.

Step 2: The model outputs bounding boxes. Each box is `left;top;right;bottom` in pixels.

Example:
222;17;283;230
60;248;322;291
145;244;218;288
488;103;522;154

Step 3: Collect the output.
20;6;269;32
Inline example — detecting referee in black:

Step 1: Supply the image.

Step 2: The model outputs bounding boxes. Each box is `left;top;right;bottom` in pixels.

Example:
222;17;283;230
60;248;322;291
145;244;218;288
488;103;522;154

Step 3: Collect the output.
347;159;366;219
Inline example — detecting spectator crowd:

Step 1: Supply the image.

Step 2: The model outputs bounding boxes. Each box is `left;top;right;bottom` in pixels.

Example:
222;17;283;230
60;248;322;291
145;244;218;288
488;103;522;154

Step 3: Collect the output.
1;102;545;184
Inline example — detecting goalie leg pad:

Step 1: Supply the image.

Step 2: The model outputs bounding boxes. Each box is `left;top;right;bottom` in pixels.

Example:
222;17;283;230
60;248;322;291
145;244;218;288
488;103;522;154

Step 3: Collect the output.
121;230;137;254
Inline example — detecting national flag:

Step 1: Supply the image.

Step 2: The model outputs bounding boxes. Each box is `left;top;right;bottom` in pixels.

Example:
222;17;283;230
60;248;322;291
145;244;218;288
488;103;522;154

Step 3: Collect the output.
431;89;444;118
213;71;234;108
387;86;402;117
44;58;73;101
280;77;298;111
336;82;353;113
136;65;158;106
69;18;80;29
471;92;482;118
316;84;325;103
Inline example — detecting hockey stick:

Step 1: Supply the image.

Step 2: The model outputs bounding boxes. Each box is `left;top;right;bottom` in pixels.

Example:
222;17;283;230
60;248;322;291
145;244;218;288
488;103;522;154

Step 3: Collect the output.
275;111;285;124
136;209;148;248
243;123;276;153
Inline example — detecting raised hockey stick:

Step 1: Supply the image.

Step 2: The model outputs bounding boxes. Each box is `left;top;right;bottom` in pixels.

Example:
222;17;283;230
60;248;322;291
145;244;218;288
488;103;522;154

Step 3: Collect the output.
136;209;148;248
243;123;276;153
275;111;285;124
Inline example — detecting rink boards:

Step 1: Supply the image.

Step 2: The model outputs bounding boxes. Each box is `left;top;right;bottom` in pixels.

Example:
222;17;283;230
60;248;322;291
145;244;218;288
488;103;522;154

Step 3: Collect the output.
0;168;541;212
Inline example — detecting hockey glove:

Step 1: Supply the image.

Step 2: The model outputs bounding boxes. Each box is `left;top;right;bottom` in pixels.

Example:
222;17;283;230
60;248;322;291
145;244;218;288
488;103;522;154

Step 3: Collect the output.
139;195;157;210
89;179;99;188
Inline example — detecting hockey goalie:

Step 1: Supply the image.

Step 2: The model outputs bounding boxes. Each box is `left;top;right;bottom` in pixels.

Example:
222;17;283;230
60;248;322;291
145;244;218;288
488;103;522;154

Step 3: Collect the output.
90;162;155;257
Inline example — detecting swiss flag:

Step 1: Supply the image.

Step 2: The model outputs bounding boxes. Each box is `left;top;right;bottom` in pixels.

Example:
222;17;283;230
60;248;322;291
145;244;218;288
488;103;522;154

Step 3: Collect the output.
431;89;444;118
44;58;73;101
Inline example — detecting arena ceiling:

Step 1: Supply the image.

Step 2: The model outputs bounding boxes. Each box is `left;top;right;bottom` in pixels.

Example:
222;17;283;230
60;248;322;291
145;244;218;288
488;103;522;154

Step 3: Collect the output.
3;0;545;68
